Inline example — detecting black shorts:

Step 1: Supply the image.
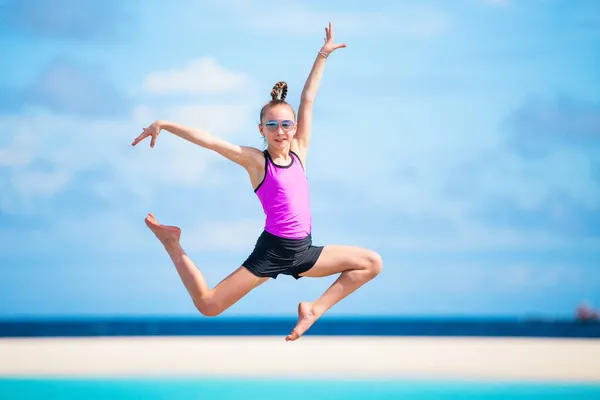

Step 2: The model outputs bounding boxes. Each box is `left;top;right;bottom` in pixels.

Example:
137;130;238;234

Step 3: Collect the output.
242;230;324;279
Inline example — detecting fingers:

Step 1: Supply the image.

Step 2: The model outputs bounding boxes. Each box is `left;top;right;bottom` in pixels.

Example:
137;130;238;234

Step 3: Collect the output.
324;22;341;45
131;130;149;146
131;128;158;147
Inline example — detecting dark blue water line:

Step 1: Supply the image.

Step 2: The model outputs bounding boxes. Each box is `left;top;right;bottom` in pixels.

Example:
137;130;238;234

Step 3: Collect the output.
1;317;598;338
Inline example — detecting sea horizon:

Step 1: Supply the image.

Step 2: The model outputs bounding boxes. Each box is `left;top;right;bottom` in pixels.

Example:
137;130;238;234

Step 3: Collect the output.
1;314;598;338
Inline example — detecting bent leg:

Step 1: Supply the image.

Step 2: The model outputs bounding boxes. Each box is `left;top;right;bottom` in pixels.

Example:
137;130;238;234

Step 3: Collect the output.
146;213;268;316
286;245;382;341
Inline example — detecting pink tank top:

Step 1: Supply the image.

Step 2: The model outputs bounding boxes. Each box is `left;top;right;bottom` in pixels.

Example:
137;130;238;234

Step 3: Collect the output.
254;150;312;239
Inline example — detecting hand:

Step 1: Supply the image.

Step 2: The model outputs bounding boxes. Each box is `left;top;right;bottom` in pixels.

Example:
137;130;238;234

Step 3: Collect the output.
132;121;162;148
320;22;346;56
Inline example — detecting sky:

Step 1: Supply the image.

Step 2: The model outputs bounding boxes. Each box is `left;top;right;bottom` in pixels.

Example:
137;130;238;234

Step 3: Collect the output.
0;0;599;319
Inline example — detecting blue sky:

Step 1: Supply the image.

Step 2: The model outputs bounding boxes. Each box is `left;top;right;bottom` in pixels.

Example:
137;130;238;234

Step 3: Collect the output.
0;0;598;318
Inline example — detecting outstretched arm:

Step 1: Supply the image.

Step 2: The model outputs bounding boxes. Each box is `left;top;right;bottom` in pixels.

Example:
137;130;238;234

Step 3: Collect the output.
293;22;346;157
131;120;262;170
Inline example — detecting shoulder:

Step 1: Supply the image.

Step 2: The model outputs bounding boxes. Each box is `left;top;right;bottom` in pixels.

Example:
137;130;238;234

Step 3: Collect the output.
239;145;267;170
240;145;265;158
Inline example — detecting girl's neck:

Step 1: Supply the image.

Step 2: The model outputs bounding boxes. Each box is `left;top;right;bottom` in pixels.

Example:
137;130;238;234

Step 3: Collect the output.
267;146;291;163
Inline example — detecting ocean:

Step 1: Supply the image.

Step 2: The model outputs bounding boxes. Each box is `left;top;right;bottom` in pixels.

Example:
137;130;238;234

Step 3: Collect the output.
1;378;599;400
1;316;599;338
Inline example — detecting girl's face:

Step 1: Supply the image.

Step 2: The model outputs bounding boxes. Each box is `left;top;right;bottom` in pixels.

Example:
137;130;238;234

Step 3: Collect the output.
259;104;297;150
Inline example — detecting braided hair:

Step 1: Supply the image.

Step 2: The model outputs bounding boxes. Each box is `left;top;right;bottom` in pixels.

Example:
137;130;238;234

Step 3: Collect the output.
259;81;296;122
270;81;288;101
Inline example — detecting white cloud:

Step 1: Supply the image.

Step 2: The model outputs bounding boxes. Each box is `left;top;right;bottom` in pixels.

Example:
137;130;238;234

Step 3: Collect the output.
378;226;600;252
0;94;260;211
307;101;600;252
395;262;587;299
118;133;224;198
313;198;599;253
119;102;258;199
308;121;473;230
473;147;600;209
167;104;255;139
0;128;35;167
59;213;148;252
183;218;264;253
11;169;71;198
144;57;249;95
0;210;155;258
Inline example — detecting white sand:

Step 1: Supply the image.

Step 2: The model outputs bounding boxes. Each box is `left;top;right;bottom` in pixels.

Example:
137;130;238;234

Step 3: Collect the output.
1;336;599;382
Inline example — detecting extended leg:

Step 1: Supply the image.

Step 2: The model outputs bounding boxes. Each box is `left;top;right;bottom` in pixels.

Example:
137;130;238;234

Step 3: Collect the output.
145;213;268;316
286;245;382;341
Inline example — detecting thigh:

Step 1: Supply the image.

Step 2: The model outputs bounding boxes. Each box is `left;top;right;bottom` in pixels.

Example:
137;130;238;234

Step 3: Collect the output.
299;245;380;278
209;266;269;309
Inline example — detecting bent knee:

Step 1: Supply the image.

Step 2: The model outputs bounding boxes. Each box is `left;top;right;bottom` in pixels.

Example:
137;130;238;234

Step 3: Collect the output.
368;251;383;276
360;250;383;277
199;307;222;317
194;296;223;317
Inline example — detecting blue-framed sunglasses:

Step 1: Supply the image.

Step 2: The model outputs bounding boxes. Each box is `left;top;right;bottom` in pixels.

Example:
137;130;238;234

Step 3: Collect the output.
263;119;295;131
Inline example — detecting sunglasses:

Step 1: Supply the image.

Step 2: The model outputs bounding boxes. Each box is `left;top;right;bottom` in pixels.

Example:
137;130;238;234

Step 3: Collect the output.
263;120;295;131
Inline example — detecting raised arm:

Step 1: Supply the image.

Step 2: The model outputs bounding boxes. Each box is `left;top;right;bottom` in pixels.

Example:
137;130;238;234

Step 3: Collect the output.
131;120;262;170
293;22;346;157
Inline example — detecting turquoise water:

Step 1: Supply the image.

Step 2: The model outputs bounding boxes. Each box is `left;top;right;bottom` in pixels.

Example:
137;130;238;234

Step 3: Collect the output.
1;379;599;399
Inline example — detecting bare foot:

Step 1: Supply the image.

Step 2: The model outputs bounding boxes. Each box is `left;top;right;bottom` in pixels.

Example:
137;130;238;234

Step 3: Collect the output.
144;213;181;245
286;302;319;342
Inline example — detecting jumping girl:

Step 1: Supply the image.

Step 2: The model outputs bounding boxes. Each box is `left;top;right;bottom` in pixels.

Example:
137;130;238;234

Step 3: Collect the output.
131;23;382;341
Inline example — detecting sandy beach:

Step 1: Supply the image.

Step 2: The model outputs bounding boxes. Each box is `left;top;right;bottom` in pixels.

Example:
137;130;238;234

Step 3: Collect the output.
1;336;599;383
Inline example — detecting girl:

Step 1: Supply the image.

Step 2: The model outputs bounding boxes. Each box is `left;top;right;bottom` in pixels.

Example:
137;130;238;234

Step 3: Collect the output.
132;22;382;341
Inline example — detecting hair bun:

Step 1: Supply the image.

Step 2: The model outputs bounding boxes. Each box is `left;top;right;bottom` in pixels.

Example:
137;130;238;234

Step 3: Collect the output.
270;81;288;101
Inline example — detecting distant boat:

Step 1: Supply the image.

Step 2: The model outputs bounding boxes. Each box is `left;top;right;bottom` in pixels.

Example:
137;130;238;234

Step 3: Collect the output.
576;304;599;322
